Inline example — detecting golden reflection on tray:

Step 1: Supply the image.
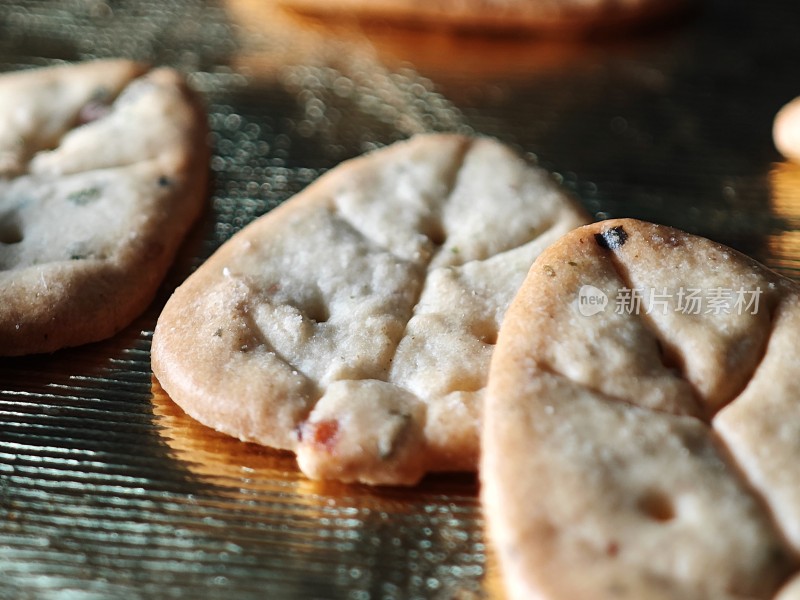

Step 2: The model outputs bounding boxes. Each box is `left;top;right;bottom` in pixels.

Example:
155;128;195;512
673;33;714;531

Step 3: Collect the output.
150;376;506;598
769;161;800;277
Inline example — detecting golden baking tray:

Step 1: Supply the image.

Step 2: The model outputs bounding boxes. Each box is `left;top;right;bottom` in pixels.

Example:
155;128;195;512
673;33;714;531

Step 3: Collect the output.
2;0;800;598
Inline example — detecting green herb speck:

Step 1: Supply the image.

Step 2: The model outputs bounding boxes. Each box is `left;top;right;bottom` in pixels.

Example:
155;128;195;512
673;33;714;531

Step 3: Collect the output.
67;187;102;206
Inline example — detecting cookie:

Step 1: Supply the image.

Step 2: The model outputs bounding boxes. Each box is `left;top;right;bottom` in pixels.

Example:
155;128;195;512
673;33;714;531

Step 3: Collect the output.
277;0;690;34
152;133;589;485
0;59;209;356
777;576;800;600
482;219;800;599
774;96;800;161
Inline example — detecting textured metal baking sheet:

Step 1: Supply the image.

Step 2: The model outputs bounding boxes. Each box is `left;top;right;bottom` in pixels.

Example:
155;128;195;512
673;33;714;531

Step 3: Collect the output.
1;0;800;598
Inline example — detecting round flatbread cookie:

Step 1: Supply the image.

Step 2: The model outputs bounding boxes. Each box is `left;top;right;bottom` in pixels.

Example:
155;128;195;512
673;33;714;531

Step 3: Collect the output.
0;59;209;356
277;0;691;34
482;218;800;599
152;133;589;485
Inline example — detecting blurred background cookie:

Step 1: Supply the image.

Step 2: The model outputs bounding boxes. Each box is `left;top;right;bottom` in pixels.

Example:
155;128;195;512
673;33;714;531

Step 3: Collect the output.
0;60;209;355
276;0;694;36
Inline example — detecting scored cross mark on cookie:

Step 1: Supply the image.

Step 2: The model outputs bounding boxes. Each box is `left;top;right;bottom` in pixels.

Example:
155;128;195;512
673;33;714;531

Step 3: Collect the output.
0;59;208;356
152;133;589;485
483;219;800;599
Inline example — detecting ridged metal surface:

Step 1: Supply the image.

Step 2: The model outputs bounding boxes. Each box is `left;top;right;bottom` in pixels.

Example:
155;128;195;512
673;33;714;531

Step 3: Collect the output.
2;0;800;598
0;318;492;600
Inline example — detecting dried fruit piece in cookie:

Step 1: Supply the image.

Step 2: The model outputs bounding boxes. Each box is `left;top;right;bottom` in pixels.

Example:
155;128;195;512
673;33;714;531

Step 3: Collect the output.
152;133;589;485
482;219;799;599
0;59;208;355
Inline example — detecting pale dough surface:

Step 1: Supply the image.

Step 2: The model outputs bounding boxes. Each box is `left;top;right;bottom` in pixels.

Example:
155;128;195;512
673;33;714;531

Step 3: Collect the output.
152;133;589;485
482;219;800;599
777;575;800;600
0;59;209;355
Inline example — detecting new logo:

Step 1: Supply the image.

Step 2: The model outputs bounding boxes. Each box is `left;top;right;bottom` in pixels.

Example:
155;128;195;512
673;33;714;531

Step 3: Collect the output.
577;285;608;316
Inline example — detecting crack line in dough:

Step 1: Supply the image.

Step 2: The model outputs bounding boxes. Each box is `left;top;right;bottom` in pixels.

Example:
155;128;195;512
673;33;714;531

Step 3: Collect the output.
420;216;564;397
707;426;800;584
712;299;778;418
707;300;800;576
527;311;800;593
528;358;708;424
606;247;781;422
26;69;166;178
26;69;156;175
601;250;706;419
326;205;414;266
244;301;323;403
247;139;475;411
366;138;473;383
597;248;798;578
